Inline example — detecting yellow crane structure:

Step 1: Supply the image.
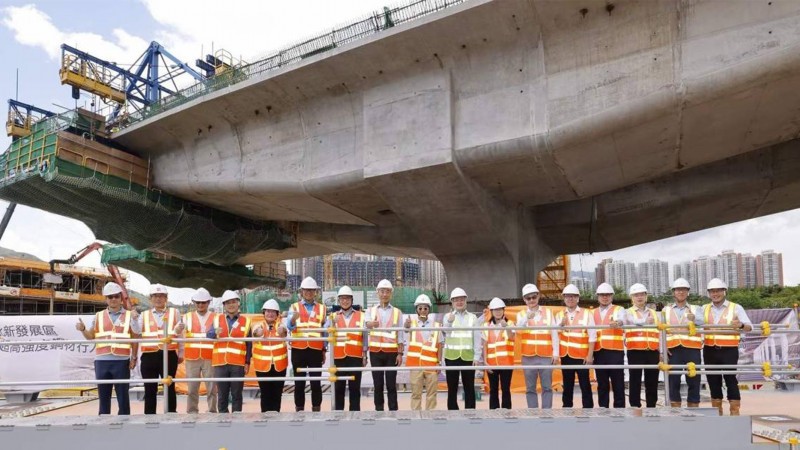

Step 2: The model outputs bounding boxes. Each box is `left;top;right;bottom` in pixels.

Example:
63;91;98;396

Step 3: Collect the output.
537;255;570;299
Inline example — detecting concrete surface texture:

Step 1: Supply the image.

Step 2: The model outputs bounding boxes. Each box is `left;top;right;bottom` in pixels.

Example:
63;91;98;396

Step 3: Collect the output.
114;0;800;298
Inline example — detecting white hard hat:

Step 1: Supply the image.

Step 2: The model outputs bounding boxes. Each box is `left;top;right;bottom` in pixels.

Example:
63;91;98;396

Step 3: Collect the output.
149;283;168;296
671;278;691;290
562;284;580;296
521;283;539;297
300;277;319;290
192;287;212;302
488;297;506;310
221;290;240;303
262;299;280;311
337;286;354;297
414;294;432;306
629;283;648;296
102;282;124;297
450;287;467;300
596;283;614;295
707;278;728;290
376;279;393;290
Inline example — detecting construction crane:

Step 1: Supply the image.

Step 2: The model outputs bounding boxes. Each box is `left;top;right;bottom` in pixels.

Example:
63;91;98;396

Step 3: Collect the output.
49;243;133;310
537;255;570;299
6;99;55;138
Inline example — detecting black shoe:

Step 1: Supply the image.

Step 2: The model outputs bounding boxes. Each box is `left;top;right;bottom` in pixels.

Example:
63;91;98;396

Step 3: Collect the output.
312;406;321;412
296;406;304;412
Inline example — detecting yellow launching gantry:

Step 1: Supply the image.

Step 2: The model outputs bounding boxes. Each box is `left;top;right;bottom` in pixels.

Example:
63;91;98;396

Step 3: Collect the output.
59;45;127;104
537;255;570;299
5;100;55;139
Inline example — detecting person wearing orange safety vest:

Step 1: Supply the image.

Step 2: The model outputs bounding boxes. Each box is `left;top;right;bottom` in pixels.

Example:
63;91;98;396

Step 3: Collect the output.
625;283;661;408
140;283;184;414
208;290;252;413
515;283;559;409
183;287;217;414
76;282;141;415
593;283;626;408
288;277;327;412
331;286;367;411
252;299;288;412
663;277;704;409
443;287;482;410
556;284;596;408
366;279;404;411
404;294;443;410
479;298;515;410
703;278;752;416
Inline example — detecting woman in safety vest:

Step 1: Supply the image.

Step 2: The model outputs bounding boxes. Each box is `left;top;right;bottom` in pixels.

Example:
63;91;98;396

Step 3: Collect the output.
253;299;288;412
480;298;515;409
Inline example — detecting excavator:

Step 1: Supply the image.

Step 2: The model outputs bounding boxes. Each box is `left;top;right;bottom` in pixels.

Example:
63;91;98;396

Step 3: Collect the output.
49;242;134;310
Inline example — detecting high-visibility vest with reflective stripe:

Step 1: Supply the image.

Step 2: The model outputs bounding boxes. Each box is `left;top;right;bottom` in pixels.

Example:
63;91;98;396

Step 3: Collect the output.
252;323;288;372
183;311;217;360
625;307;661;351
368;305;402;353
483;323;514;366
95;309;132;357
663;305;703;349
703;302;740;347
290;301;326;351
444;312;477;361
517;308;554;357
141;308;179;353
406;319;440;367
594;305;625;351
333;310;364;359
556;309;590;359
212;314;251;367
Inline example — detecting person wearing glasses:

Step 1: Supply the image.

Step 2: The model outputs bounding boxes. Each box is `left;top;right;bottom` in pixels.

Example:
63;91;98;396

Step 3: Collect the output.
515;283;559;409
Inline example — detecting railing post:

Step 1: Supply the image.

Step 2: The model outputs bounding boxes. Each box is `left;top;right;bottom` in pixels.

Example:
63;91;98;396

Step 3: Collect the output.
660;326;671;407
163;321;169;414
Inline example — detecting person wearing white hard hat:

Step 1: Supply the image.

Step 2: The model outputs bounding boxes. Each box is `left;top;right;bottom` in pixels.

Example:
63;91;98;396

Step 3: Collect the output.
479;297;514;409
140;283;184;414
365;279;405;411
443;287;482;410
662;278;703;408
515;283;559;409
287;276;327;412
592;282;626;408
183;287;218;414
76;281;141;415
331;285;367;411
625;283;660;408
208;290;252;413
252;299;289;412
404;294;443;410
702;278;751;416
556;284;596;408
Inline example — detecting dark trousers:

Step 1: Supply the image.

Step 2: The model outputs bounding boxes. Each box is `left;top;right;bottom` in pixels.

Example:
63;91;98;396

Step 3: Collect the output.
561;355;593;408
369;351;399;411
95;359;131;415
291;347;323;410
628;350;660;407
703;346;741;401
594;349;625;408
256;368;286;412
140;350;178;414
215;364;245;412
668;346;702;403
445;358;475;410
488;369;512;409
334;356;363;411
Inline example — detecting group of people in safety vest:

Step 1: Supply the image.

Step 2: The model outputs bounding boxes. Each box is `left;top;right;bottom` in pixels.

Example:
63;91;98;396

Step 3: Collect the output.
77;274;751;416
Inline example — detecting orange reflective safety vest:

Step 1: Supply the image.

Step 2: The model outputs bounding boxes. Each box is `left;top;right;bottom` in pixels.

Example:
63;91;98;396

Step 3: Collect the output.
367;305;402;353
290;301;326;351
517;308;555;357
183;311;217;360
212;314;251;367
625;307;661;351
140;308;180;353
252;323;288;372
663;305;703;349
594;305;625;351
483;322;514;366
703;301;741;347
556;308;591;359
94;309;133;357
332;310;365;359
406;319;440;367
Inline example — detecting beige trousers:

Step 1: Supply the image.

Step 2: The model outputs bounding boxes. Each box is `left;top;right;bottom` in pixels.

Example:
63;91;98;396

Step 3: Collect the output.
410;370;438;410
185;358;217;413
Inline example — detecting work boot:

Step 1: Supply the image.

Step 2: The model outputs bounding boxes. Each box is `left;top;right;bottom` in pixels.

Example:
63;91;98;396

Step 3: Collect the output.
670;401;681;408
312;406;321;412
729;400;741;416
687;402;700;408
711;399;723;416
295;406;304;412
